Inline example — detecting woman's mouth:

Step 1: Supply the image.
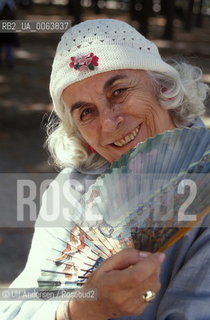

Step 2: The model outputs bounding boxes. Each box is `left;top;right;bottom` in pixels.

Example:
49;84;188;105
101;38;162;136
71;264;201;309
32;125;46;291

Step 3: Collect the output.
112;125;141;147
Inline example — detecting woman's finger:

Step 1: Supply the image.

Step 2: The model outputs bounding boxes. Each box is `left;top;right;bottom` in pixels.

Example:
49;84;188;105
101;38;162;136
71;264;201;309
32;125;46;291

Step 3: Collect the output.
114;252;165;289
97;248;151;272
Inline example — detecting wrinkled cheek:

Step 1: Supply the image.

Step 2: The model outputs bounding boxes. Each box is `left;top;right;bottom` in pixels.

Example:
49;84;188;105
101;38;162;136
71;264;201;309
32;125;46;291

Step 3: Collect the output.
79;130;97;146
144;119;156;135
144;109;162;135
139;123;153;141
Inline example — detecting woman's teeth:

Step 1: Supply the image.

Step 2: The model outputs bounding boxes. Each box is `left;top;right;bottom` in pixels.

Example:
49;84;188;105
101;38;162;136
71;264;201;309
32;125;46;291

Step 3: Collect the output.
113;126;140;147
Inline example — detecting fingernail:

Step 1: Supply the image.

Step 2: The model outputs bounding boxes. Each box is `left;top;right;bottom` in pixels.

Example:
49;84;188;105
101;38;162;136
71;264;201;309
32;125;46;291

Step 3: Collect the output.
139;251;151;258
154;252;165;263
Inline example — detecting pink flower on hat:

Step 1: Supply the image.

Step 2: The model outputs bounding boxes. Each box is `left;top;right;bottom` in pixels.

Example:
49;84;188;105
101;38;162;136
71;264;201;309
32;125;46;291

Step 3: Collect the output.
69;52;99;71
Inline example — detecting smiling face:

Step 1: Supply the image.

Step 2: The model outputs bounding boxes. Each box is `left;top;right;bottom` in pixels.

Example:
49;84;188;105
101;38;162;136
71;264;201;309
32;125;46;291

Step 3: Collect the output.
63;69;176;163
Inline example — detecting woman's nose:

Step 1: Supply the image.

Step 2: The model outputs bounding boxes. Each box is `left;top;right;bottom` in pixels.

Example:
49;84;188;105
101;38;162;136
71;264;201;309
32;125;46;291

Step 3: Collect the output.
100;109;124;133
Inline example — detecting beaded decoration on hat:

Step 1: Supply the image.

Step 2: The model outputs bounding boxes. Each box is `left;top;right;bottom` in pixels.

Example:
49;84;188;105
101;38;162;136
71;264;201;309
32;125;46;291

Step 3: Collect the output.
50;19;179;119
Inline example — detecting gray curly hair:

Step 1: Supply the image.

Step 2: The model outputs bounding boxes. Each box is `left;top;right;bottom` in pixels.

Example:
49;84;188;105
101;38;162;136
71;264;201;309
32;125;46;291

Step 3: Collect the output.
46;61;209;171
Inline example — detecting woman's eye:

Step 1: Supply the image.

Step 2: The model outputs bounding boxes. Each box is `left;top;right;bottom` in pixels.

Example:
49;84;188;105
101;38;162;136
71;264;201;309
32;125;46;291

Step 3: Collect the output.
80;108;93;120
113;88;127;96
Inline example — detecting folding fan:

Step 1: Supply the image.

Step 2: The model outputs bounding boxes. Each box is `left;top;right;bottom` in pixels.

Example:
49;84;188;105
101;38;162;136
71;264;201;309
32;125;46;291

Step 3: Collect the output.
37;127;210;289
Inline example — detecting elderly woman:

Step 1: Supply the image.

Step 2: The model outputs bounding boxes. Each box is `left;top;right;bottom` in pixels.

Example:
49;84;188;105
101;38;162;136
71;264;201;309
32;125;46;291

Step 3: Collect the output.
1;19;210;320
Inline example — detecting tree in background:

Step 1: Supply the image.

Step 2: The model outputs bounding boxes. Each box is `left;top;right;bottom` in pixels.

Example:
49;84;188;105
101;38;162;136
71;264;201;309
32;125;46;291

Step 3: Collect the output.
129;0;138;21
139;0;153;37
129;0;206;39
92;0;101;14
129;0;153;37
184;0;195;31
64;0;207;38
196;0;204;27
67;0;83;26
161;0;176;39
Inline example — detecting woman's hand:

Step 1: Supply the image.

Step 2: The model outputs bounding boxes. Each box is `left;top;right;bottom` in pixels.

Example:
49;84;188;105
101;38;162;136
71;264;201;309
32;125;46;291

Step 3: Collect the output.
68;248;165;320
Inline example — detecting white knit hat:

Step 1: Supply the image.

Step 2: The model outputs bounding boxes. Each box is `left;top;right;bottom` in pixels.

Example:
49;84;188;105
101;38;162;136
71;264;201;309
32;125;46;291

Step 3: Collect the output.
50;19;179;119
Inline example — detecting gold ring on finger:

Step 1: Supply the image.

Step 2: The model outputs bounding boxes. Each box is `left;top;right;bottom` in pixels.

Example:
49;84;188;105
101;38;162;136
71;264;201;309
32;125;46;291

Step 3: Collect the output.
142;290;156;303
